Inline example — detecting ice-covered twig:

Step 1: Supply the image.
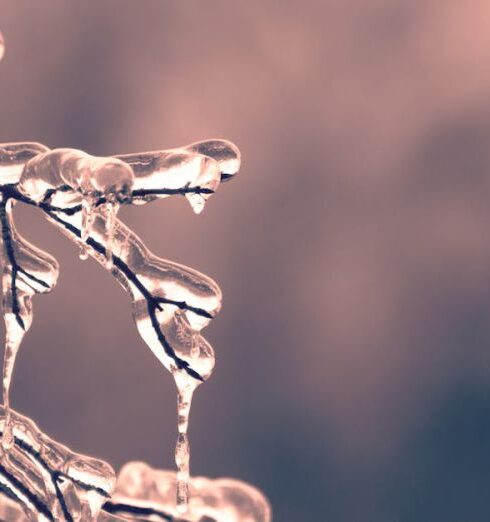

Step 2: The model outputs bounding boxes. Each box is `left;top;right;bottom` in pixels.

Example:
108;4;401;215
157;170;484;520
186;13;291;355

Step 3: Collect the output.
0;406;115;521
100;462;270;522
0;139;239;384
0;139;242;517
0;194;59;450
0;141;236;516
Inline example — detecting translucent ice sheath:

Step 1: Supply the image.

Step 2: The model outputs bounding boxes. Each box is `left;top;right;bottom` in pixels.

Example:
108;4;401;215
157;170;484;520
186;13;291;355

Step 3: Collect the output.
0;30;4;61
0;139;240;515
0;407;271;522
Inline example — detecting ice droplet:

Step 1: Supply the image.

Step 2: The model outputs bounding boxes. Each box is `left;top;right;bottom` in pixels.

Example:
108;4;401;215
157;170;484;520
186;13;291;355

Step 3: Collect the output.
17;149;134;207
1;316;23;453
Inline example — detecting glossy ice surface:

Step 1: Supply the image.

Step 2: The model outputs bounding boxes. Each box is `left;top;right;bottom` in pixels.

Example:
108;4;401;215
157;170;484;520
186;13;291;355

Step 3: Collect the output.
0;138;272;521
102;462;271;522
0;406;116;521
0;140;241;517
0;407;270;521
0;31;269;521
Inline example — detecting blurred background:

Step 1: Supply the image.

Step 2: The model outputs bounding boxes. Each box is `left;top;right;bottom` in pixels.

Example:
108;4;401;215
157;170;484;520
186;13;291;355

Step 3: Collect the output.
2;1;490;520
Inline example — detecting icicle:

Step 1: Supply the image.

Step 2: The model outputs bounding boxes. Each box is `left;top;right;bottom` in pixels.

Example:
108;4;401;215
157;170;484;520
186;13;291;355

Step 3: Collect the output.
173;373;197;516
104;197;119;270
185;192;206;214
80;194;97;260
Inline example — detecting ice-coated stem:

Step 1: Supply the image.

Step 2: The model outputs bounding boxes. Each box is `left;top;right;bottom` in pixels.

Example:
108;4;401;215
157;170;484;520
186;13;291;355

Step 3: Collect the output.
0;195;59;456
80;194;97;260
0;30;4;62
104;198;119;270
0;139;241;518
174;375;196;515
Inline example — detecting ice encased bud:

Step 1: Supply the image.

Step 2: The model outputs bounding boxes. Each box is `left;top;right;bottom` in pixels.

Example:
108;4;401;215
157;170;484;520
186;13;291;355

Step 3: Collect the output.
18;148;135;205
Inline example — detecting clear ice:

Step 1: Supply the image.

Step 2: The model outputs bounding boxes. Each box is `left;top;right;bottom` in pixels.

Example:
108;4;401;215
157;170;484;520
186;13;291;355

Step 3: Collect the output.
0;139;270;520
0;409;270;522
0;406;116;521
101;461;271;522
0;30;269;520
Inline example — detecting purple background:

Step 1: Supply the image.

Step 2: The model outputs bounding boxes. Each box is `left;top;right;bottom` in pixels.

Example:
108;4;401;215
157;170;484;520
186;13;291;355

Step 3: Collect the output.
2;2;490;520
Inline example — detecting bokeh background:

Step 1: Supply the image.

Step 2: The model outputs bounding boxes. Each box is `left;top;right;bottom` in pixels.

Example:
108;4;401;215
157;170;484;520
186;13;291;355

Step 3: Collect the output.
2;1;490;520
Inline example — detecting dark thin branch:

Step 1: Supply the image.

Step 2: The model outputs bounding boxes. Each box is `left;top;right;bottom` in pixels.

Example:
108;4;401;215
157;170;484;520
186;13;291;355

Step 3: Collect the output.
131;186;214;197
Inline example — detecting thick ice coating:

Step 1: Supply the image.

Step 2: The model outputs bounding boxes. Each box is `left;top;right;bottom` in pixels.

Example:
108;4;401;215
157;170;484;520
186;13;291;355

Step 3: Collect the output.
0;198;59;450
99;462;271;522
45;208;221;383
11;144;230;384
0;143;50;185
115;139;241;213
43;206;217;511
0;406;116;521
18;148;135;264
0;139;253;518
18;148;134;205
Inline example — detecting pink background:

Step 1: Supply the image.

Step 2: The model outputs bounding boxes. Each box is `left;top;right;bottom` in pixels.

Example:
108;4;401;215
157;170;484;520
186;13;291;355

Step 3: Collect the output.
2;2;490;520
